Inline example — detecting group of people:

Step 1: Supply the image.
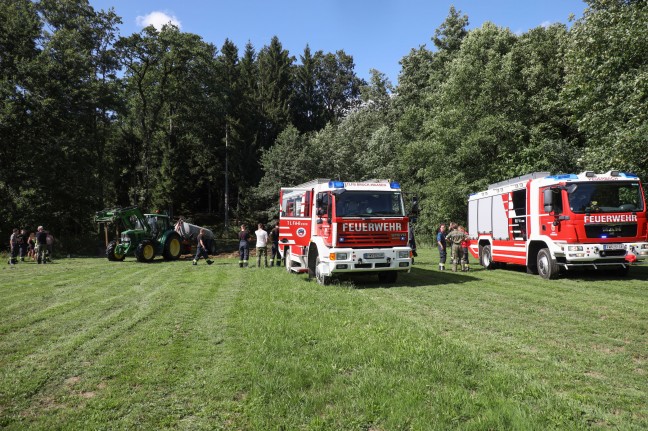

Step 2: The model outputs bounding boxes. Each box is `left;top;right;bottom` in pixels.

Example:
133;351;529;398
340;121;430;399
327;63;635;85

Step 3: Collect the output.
237;223;280;268
191;223;281;268
436;223;470;272
8;226;51;266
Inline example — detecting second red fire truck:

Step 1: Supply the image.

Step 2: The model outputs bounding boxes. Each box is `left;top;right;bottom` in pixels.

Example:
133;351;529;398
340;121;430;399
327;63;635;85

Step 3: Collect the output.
279;179;412;284
468;170;648;278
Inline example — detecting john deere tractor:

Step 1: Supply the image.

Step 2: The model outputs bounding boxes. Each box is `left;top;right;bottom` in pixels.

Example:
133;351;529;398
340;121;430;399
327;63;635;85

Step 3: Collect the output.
94;206;182;262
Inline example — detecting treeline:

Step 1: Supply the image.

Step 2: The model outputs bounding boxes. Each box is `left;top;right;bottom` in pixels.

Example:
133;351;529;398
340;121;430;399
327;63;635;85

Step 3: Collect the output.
1;0;647;251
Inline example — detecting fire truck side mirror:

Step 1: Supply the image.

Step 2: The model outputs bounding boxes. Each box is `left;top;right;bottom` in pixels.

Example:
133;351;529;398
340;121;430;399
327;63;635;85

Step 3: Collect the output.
543;188;554;213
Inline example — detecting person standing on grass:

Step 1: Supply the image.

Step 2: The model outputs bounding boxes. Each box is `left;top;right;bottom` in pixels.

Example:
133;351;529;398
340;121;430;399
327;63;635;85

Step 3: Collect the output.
409;222;417;265
18;229;29;262
446;224;468;272
255;223;269;268
192;228;213;266
35;226;48;264
436;223;447;271
269;225;280;267
9;228;20;265
238;224;251;268
459;225;470;271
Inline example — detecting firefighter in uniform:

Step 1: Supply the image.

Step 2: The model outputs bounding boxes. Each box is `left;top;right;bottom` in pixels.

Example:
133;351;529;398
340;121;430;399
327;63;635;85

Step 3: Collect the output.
446;225;469;272
269;225;279;267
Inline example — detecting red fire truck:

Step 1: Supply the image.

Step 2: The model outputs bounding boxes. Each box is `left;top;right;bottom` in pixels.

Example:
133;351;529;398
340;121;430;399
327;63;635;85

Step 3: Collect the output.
279;179;412;284
468;170;648;279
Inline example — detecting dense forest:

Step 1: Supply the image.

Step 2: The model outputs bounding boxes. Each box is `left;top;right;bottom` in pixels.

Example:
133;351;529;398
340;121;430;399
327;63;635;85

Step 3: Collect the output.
1;0;647;252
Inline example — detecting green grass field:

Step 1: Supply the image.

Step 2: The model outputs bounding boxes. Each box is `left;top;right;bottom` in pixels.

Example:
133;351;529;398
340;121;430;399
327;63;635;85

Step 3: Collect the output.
1;249;646;430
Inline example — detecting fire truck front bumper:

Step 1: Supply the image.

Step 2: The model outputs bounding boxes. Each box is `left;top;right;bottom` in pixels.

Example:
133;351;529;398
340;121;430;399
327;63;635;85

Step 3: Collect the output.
323;247;412;274
556;242;648;268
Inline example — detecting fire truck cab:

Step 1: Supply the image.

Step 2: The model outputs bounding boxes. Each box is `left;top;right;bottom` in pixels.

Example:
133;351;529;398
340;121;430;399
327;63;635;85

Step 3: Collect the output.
279;179;412;284
468;171;648;279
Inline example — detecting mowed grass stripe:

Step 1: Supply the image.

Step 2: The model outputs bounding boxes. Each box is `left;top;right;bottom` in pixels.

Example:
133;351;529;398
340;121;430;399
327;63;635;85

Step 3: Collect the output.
223;267;585;429
361;250;647;428
1;259;234;428
1;254;646;429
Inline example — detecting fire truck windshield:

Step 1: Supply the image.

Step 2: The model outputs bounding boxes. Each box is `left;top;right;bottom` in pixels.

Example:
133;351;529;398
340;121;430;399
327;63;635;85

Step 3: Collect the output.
567;182;644;213
335;191;405;217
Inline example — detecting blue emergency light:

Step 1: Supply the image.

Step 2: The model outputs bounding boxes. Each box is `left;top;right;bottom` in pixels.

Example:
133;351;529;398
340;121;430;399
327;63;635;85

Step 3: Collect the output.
619;172;638;179
390;181;401;189
329;180;345;189
546;174;578;180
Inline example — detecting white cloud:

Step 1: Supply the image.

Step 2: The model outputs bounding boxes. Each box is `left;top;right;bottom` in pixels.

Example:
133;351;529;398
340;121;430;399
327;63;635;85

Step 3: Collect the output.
136;11;181;31
540;21;553;28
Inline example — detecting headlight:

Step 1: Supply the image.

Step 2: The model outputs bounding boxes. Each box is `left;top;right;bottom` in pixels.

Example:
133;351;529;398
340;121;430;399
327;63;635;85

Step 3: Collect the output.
641;244;648;250
568;246;583;251
398;251;410;259
330;252;348;260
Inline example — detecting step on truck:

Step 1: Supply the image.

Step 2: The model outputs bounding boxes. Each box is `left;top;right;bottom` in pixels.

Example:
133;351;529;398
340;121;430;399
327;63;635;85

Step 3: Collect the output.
279;179;412;284
468;171;648;279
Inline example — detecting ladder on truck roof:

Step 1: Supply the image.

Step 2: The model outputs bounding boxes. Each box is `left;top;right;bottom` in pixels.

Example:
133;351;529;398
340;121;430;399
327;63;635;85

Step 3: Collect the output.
488;172;550;190
288;178;331;189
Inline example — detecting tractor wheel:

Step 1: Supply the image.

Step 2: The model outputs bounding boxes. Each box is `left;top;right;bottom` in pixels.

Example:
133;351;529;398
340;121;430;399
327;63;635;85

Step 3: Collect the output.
106;240;125;262
163;232;182;260
135;239;156;262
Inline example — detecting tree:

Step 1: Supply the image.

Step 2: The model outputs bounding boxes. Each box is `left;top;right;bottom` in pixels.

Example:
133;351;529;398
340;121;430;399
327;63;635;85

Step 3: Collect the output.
257;36;293;149
115;25;219;214
563;0;648;177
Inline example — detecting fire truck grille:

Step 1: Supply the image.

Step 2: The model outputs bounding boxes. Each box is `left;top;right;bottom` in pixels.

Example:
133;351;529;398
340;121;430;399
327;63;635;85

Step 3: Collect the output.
599;250;627;257
338;232;399;247
585;224;637;238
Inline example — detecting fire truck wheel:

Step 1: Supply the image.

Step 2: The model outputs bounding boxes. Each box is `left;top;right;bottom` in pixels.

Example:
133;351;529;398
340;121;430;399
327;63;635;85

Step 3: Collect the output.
284;248;292;273
315;256;331;285
480;245;494;269
537;248;559;279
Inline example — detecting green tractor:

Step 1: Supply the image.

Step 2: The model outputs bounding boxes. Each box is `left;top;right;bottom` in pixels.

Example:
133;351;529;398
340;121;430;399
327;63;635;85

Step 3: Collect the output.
94;206;182;262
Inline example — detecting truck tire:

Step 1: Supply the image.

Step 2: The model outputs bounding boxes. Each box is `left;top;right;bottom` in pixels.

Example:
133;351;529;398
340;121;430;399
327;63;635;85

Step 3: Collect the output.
315;256;331;285
162;232;182;260
480;245;494;269
135;239;156;263
378;271;398;283
106;240;125;262
284;248;292;273
537;248;559;279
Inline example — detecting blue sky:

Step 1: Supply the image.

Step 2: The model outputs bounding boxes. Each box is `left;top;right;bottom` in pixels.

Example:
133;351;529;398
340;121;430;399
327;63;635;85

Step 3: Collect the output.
88;0;586;85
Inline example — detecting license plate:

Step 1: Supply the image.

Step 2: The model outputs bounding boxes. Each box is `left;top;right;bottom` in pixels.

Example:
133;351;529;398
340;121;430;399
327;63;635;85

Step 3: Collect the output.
604;244;625;250
364;252;384;259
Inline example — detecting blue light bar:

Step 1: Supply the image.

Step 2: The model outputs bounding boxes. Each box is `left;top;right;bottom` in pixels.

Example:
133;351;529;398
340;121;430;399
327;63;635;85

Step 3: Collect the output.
546;174;579;180
329;180;345;188
390;181;401;189
619;172;639;179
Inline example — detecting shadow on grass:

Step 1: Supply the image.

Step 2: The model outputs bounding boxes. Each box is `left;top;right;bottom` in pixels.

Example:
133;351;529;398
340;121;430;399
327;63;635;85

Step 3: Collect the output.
336;265;480;289
472;261;648;282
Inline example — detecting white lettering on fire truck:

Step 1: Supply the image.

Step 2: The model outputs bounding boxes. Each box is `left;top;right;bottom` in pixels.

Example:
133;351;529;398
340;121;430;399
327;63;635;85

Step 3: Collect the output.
343;222;402;232
584;214;637;223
